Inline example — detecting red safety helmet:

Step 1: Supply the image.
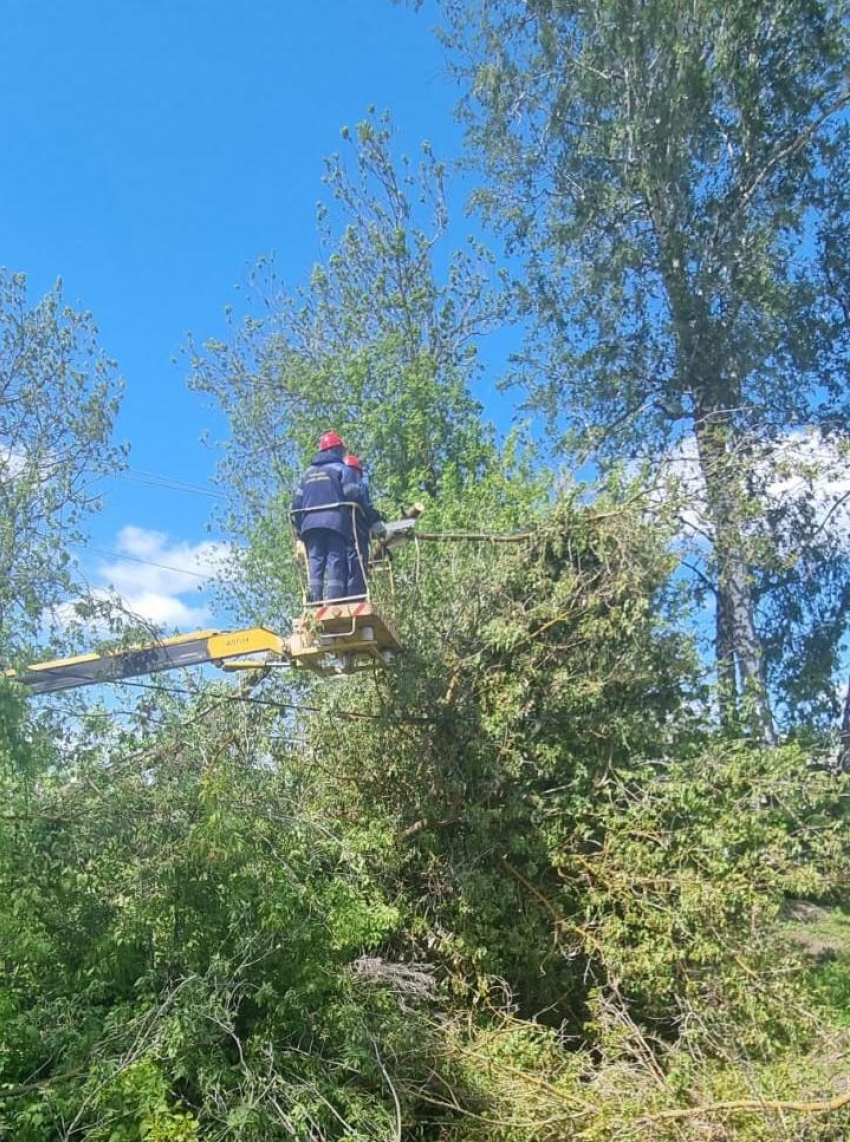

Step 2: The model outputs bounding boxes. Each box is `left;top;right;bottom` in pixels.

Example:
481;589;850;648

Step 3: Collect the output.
319;431;345;451
344;454;364;471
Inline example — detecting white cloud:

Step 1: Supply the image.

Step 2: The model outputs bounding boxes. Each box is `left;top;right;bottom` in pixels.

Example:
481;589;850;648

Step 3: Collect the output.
111;589;213;630
648;434;711;539
765;430;850;539
52;526;235;634
94;526;233;629
0;443;27;478
0;440;64;485
651;427;850;548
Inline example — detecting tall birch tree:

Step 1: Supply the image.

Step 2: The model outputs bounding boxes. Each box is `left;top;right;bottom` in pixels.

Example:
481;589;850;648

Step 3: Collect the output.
430;0;850;741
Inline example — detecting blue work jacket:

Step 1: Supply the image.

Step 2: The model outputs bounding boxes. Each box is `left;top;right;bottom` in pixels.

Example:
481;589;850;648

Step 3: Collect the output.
346;478;383;553
291;449;357;538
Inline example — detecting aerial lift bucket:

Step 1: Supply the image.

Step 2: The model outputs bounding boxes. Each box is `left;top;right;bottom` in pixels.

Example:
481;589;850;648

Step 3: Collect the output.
289;501;404;675
4;508;419;695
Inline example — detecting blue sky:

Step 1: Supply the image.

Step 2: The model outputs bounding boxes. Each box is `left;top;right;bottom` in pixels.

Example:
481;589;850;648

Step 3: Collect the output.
2;0;506;630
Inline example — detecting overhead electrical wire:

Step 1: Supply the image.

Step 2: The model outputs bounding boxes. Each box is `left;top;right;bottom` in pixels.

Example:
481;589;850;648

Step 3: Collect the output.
91;464;538;544
77;544;220;582
125;677;437;723
24;464;538;721
94;467;227;500
72;532;530;585
61;464;537;591
40;671;438;726
124;468;227;498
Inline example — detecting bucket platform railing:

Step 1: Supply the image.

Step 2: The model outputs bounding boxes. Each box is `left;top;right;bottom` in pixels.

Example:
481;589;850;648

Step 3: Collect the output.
288;501;403;675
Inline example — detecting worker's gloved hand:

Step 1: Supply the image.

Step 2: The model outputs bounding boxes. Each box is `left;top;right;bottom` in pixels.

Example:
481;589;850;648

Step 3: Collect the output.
296;539;307;563
370;521;387;537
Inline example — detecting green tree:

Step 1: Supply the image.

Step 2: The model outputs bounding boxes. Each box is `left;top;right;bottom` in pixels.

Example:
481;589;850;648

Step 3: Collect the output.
3;486;849;1138
305;487;700;1012
0;269;123;652
0;684;432;1140
187;114;514;625
429;0;850;741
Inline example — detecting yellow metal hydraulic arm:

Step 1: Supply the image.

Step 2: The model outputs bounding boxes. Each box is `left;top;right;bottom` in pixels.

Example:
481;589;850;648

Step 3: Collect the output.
5;628;287;695
6;606;404;694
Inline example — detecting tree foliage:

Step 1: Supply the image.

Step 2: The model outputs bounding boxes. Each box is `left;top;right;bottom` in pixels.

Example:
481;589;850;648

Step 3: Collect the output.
2;485;849;1138
3;25;850;1138
0;270;124;652
188;114;511;626
429;0;850;741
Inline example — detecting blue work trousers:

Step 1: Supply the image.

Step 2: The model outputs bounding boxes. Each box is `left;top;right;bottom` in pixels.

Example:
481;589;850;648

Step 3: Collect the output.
305;529;347;601
347;537;368;598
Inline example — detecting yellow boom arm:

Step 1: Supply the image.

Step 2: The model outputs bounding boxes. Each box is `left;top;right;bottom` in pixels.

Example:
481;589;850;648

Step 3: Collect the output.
6;601;404;693
5;628;287;695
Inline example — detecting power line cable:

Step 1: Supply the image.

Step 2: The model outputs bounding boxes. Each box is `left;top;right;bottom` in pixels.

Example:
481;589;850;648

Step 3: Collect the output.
114;676;438;724
42;672;438;725
115;469;227;499
91;467;227;500
92;464;540;545
78;543;225;582
129;468;226;495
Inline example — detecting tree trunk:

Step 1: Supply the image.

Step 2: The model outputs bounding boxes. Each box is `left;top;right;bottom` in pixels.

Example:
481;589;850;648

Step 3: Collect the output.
840;672;850;771
694;411;777;746
715;577;737;729
721;545;776;745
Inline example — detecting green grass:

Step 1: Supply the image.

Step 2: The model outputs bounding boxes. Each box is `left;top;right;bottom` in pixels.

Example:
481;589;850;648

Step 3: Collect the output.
782;904;850;1027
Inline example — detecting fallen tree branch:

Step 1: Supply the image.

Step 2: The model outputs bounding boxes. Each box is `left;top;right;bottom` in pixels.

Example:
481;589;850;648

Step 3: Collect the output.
372;1037;402;1142
639;1088;850;1125
415;529;535;544
500;856;604;955
0;1068;86;1100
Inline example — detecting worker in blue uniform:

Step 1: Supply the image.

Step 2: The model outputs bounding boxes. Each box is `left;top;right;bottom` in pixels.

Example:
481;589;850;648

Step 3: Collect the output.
291;431;357;601
342;454;384;598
